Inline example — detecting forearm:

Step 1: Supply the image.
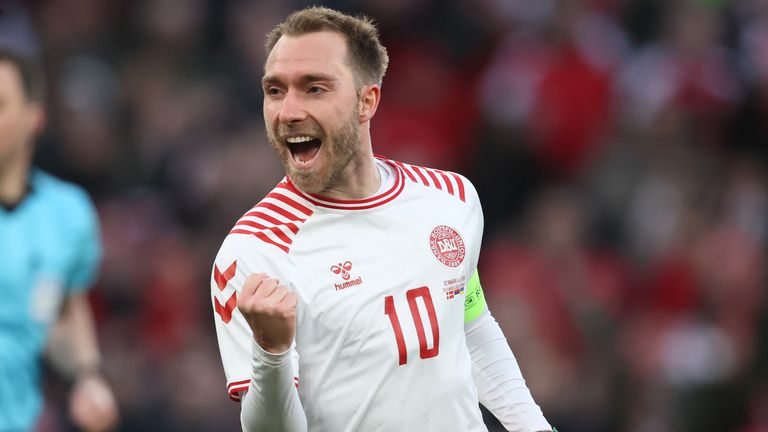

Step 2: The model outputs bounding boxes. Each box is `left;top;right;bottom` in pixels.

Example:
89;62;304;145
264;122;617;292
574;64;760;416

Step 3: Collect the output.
46;292;101;378
241;341;307;432
466;310;552;432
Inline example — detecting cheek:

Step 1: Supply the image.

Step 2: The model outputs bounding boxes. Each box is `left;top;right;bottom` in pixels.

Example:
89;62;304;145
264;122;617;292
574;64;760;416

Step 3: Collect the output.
262;108;274;129
0;113;22;141
263;101;281;125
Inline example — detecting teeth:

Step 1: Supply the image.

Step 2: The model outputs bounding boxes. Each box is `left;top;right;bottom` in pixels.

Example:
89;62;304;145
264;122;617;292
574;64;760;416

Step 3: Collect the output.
286;136;314;144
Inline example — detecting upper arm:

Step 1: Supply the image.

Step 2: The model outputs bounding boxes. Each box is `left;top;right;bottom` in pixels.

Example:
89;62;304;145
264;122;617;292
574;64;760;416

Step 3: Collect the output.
461;176;486;325
464;269;488;324
66;190;102;294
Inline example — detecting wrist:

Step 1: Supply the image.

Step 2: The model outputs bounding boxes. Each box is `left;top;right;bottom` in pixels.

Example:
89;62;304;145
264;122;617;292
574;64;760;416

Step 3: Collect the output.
253;333;291;354
252;340;292;367
73;364;106;383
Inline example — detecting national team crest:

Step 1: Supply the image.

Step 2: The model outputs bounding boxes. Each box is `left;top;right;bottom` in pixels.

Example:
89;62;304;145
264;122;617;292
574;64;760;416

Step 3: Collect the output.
429;225;466;268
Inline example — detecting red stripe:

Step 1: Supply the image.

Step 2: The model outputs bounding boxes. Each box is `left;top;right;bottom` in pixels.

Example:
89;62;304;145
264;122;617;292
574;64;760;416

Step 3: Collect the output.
394;161;417;182
235;220;292;245
425;169;442;191
297;173;405;210
214;261;237;291
228;386;249;402
411;165;430;186
243;211;299;234
229;229;290;253
266;192;313;216
255;202;306;222
227;379;251;402
280;181;302;195
227;379;250;389
214;292;238;324
287;158;405;210
450;172;466;202
437;170;454;195
303;163;401;204
227;377;296;402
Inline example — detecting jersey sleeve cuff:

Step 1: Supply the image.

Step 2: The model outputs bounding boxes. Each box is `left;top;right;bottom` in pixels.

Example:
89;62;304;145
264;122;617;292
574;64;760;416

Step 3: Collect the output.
252;340;293;367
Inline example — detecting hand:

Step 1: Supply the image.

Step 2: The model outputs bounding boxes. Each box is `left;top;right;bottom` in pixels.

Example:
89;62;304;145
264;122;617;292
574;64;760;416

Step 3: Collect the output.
237;273;298;353
69;373;119;432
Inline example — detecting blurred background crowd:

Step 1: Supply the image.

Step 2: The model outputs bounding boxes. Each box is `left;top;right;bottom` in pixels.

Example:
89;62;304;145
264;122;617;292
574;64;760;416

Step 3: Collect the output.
9;0;768;430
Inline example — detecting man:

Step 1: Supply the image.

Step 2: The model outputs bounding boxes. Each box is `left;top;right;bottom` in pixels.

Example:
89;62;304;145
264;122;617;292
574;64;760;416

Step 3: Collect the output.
0;6;118;431
212;7;553;432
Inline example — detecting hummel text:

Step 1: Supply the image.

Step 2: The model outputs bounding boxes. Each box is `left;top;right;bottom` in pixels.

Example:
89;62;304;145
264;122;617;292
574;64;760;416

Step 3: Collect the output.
335;276;363;291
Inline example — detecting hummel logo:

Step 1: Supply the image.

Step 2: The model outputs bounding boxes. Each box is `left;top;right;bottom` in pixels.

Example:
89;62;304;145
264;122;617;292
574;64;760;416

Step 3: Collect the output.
330;261;353;281
330;261;363;291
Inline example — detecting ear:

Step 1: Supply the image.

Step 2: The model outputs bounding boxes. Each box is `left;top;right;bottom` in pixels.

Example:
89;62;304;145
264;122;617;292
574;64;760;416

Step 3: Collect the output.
358;84;381;124
25;102;46;136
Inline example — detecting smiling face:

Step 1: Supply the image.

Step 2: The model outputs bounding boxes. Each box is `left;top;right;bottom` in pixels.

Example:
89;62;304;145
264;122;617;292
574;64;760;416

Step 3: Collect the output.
262;31;364;194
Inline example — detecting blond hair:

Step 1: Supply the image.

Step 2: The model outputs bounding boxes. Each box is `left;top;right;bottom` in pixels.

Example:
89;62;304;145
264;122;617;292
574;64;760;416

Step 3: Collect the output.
266;6;389;86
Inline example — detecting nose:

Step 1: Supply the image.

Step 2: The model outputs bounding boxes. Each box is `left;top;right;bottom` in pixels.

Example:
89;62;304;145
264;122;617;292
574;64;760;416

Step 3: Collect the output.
277;90;307;124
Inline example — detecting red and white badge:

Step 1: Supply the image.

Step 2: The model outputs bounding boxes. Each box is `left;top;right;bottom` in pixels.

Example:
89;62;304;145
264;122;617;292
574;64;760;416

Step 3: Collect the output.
429;225;466;268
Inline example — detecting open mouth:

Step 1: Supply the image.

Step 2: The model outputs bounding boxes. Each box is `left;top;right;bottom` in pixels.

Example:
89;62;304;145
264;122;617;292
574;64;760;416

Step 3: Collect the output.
286;136;322;166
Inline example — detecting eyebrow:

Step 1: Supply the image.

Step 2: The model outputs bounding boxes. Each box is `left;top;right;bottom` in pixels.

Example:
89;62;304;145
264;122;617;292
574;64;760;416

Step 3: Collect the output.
262;73;338;87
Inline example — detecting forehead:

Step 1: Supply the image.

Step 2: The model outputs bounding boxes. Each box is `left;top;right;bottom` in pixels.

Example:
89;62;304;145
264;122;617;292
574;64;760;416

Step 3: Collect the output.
264;31;353;81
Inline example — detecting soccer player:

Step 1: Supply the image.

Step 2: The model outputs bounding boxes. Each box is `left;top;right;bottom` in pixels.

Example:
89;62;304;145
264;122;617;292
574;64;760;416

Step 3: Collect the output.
0;7;118;431
211;7;553;432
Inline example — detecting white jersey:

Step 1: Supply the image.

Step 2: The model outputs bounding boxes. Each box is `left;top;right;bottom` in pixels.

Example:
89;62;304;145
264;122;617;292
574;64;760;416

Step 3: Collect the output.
212;157;487;431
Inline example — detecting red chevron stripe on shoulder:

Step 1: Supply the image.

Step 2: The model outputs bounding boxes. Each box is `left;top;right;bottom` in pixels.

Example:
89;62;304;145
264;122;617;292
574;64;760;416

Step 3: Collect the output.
394;161;467;202
228;182;314;253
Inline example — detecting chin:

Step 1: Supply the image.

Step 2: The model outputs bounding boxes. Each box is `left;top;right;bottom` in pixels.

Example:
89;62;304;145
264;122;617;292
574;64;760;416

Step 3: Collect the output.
288;168;327;194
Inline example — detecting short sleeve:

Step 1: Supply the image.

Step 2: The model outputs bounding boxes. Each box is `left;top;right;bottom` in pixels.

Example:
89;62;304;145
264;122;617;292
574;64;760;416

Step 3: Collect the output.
66;188;102;293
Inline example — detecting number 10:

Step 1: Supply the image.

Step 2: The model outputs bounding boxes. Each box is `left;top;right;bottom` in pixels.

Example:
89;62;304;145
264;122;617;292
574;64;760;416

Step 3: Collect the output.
384;287;440;365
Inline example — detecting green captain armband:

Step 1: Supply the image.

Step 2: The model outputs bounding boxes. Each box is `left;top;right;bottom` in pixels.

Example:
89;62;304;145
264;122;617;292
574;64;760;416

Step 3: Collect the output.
463;270;487;323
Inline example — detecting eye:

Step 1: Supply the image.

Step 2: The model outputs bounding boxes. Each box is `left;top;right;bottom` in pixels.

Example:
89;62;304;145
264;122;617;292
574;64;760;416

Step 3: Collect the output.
308;85;324;95
265;86;282;97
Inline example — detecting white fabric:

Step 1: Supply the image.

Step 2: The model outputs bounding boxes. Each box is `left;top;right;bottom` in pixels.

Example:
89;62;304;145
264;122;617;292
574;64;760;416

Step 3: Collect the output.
375;159;394;194
240;341;307;431
211;157;550;432
465;310;552;432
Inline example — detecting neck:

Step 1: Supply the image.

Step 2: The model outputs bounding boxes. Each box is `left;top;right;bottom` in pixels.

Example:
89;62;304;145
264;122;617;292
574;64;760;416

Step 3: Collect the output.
316;134;380;201
0;150;32;207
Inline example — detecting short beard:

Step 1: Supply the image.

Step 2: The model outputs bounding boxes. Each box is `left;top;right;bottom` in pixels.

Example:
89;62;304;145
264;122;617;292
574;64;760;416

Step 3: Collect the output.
267;109;359;195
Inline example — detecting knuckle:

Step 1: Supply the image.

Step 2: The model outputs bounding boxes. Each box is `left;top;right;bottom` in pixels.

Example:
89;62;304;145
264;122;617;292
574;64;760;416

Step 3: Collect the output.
246;272;266;284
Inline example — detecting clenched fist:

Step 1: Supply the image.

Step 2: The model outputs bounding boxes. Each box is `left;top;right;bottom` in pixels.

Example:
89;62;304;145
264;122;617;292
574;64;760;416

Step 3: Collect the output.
237;273;298;354
69;373;119;432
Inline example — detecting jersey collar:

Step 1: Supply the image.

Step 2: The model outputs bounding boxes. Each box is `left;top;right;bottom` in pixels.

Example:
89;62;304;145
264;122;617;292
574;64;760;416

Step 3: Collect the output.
285;156;404;211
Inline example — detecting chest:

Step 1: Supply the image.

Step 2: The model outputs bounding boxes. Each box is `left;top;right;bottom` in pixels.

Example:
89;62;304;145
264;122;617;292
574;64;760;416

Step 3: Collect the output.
287;202;475;360
0;209;74;325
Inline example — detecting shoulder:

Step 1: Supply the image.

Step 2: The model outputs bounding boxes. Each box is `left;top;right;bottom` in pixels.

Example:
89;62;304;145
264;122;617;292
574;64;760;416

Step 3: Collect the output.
386;158;479;206
31;170;98;226
222;179;316;255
